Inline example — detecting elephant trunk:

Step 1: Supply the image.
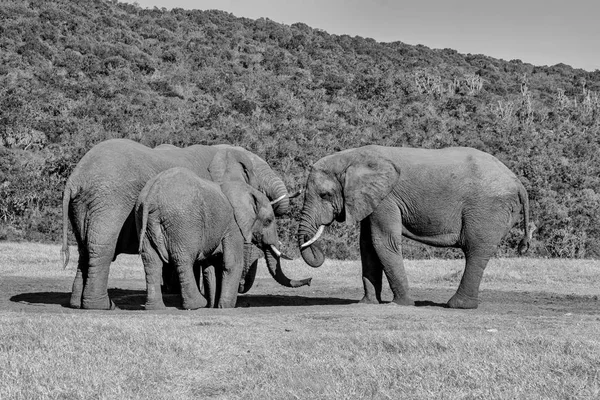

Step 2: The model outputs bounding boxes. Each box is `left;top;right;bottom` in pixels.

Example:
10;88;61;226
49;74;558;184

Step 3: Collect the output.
238;243;261;294
264;247;312;288
297;213;326;268
253;161;290;216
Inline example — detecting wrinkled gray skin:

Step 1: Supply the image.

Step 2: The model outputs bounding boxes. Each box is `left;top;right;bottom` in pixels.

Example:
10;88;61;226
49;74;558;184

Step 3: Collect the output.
297;146;531;309
136;168;311;310
62;139;292;310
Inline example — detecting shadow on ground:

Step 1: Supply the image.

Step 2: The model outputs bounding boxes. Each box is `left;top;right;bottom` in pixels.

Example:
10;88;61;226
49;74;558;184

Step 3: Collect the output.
10;289;177;310
236;294;356;308
10;289;358;310
414;300;448;308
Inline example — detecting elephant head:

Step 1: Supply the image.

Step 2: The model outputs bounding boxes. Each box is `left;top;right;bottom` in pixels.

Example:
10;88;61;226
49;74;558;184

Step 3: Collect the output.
221;181;312;288
212;145;297;216
297;149;400;267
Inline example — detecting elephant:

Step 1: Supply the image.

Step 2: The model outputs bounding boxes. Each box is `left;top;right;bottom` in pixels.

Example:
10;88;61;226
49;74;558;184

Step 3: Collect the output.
135;167;311;310
297;145;532;309
61;138;295;310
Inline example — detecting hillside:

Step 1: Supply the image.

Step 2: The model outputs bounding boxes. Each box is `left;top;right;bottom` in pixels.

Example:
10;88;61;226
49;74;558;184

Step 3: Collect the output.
1;0;600;258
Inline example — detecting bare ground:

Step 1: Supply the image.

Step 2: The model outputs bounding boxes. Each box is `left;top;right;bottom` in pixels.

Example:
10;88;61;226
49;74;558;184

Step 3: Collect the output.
2;273;598;319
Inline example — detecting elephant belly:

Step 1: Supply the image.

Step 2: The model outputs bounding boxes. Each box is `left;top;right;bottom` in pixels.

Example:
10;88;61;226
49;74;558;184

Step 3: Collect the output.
401;225;461;248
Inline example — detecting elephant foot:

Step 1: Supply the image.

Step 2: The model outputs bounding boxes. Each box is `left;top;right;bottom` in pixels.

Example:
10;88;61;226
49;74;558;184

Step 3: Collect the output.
82;296;117;310
182;296;207;310
447;292;479;309
144;301;167;311
389;296;415;306
69;294;82;309
358;295;380;305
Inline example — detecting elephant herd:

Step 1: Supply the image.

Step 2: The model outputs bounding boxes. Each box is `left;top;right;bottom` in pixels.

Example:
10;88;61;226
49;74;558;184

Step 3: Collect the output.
62;139;531;311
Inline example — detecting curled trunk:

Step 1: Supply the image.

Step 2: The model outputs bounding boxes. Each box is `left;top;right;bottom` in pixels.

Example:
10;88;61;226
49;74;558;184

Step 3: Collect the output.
298;219;325;268
264;247;312;288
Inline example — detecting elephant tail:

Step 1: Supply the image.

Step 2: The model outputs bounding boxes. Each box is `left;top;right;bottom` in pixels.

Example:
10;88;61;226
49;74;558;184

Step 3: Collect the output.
517;184;534;255
137;202;149;255
61;181;72;269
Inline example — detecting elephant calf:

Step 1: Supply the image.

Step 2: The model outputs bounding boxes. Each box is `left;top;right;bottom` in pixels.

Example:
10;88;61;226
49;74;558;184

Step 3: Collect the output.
135;167;311;310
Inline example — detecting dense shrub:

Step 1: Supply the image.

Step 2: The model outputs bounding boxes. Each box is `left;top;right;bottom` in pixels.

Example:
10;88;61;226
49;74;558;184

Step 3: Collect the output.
1;0;599;259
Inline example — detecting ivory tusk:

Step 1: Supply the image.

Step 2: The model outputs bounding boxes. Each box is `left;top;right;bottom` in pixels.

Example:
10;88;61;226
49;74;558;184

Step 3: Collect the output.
300;225;325;249
288;189;303;199
270;194;287;205
270;245;293;260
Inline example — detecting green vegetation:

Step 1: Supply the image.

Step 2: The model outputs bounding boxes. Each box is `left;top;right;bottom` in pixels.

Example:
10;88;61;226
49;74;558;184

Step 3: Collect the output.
1;243;599;399
1;0;600;258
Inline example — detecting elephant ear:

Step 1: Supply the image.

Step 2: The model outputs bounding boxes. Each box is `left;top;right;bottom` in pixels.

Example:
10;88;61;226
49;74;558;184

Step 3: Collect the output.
209;149;257;188
220;181;257;243
343;150;400;225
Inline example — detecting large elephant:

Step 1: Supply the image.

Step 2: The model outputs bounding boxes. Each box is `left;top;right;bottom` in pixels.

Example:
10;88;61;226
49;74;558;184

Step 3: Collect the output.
61;138;293;310
297;145;532;309
136;168;311;310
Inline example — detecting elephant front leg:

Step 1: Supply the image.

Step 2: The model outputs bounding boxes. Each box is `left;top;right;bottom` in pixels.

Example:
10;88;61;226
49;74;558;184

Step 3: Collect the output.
217;235;244;308
202;263;219;308
359;219;383;304
369;205;413;306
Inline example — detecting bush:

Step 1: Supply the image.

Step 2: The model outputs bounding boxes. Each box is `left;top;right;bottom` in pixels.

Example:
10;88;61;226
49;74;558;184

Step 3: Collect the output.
1;0;599;259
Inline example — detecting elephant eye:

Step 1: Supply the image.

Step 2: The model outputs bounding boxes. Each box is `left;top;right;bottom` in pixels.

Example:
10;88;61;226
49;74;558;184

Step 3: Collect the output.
320;191;332;200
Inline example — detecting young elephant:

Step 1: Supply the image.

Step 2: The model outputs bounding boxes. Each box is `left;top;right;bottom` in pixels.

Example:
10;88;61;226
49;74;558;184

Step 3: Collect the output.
135;167;311;310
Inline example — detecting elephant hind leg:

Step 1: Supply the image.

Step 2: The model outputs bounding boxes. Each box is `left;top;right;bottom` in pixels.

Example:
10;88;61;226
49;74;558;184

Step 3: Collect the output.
81;252;117;310
448;210;513;309
69;262;86;309
76;210;126;310
447;246;495;309
142;247;167;310
174;257;206;310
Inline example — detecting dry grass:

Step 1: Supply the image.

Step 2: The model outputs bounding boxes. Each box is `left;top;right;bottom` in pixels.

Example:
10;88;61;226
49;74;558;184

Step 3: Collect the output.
1;242;599;399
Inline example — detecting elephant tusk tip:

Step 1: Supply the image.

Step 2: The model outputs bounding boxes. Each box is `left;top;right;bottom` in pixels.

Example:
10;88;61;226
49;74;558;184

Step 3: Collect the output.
288;189;303;199
270;244;293;260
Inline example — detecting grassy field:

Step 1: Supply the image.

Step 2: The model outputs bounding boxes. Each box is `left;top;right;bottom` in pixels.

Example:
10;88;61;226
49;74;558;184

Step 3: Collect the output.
0;242;599;399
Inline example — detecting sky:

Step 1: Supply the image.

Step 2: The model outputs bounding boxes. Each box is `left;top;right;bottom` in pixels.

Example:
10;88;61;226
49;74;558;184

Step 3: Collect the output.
126;0;600;71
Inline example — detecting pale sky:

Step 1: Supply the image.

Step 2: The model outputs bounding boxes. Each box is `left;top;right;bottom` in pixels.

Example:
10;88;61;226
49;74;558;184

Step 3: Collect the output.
127;0;600;71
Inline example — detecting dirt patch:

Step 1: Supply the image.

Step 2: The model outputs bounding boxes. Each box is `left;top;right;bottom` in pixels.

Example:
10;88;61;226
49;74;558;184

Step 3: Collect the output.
2;275;598;318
